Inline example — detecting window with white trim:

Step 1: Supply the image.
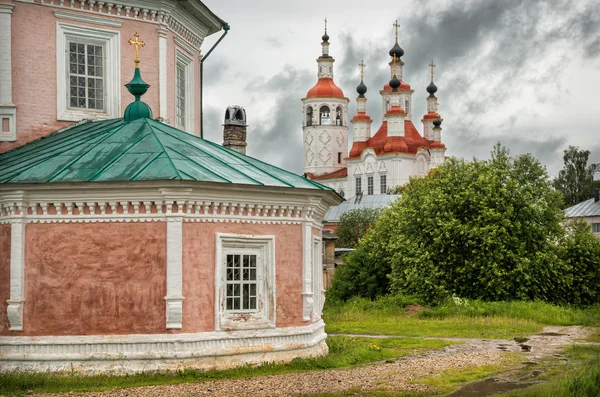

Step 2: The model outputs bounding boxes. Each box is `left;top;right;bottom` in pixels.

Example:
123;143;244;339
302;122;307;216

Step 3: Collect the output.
175;50;194;132
593;223;600;234
68;42;104;111
367;176;374;195
380;174;387;194
56;23;120;121
216;234;275;331
355;177;362;195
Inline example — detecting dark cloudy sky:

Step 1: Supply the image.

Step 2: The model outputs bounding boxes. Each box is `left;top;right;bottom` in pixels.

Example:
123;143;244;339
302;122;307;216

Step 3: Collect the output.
201;0;600;177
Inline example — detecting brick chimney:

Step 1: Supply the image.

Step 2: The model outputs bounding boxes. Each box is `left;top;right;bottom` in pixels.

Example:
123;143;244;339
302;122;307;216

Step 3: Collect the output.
222;106;247;155
594;188;599;203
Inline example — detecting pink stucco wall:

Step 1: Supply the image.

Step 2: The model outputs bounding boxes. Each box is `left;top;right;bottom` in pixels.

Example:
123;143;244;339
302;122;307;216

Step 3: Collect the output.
22;222;167;336
0;1;201;153
0;224;10;335
182;222;306;332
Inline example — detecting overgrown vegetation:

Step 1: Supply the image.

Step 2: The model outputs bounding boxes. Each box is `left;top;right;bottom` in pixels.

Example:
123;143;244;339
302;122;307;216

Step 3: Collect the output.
333;207;382;248
0;336;452;396
330;144;600;306
553;145;598;208
324;295;600;338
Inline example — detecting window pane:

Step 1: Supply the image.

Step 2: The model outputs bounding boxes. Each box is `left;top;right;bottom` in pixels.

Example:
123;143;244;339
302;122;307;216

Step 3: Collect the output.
233;255;240;267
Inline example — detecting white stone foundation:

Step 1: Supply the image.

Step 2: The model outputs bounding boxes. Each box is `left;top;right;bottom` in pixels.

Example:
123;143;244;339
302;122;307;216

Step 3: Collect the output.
0;321;328;373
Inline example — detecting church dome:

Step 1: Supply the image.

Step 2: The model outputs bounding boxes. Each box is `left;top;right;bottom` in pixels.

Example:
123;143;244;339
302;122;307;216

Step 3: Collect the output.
389;42;404;59
433;117;442;127
427;81;438;97
356;80;367;98
389;75;401;91
305;78;345;99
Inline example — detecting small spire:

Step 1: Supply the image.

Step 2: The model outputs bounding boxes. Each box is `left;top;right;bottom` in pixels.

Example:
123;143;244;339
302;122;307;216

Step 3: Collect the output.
357;60;367;98
322;17;330;42
389;20;404;60
426;59;438;98
128;32;145;67
124;33;152;121
393;20;400;43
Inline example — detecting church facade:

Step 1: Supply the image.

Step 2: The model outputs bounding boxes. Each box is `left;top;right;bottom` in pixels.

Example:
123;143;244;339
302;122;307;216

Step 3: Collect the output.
302;23;447;197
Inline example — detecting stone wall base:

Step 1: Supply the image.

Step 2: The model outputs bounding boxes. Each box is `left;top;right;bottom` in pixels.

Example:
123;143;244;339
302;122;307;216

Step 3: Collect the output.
0;321;328;373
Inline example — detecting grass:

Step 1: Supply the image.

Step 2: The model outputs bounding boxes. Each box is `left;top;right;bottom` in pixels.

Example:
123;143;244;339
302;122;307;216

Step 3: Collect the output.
416;353;523;395
497;345;600;397
0;336;454;397
324;295;600;339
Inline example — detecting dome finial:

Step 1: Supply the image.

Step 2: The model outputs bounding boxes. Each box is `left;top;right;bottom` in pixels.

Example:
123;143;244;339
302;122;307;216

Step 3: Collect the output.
389;20;404;60
426;59;438;97
389;54;401;92
124;32;152;121
393;19;400;43
322;17;329;42
357;60;367;98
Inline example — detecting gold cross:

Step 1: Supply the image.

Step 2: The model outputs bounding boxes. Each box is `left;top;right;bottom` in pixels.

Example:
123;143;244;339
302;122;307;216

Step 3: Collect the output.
393;20;400;43
128;32;145;65
359;60;366;81
429;59;436;82
324;17;327;33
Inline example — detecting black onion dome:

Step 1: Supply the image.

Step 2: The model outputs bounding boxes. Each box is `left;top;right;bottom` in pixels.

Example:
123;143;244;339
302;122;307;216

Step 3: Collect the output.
433;117;442;127
426;81;438;97
322;32;330;42
389;42;404;60
357;80;367;98
389;74;401;91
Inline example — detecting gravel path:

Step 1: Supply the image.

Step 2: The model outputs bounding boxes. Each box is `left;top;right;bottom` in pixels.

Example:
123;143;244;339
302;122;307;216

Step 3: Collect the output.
31;326;594;397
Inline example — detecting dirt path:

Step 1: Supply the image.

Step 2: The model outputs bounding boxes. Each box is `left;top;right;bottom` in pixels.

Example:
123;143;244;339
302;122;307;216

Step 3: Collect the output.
33;326;596;397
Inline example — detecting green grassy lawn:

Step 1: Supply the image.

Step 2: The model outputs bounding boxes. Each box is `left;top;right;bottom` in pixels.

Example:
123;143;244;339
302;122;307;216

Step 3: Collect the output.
324;296;600;339
0;336;454;397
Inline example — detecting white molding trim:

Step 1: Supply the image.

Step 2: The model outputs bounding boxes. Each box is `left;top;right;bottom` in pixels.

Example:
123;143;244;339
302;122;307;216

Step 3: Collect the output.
215;233;276;331
301;223;314;321
53;10;123;27
157;27;169;122
7;195;26;331
0;3;15;14
175;49;194;133
165;217;184;329
312;235;323;322
55;22;120;122
0;321;327;373
174;36;197;56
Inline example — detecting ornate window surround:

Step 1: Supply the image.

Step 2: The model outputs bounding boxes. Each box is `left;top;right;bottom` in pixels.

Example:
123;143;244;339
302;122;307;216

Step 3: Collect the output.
56;22;120;121
215;233;276;331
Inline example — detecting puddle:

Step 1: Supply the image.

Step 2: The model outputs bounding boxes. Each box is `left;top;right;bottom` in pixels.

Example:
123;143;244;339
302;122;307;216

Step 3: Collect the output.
519;344;532;352
446;378;534;397
538;332;565;336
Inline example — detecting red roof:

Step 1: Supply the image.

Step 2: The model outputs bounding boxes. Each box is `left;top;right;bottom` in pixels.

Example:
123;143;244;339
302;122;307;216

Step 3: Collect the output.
382;81;412;92
385;106;405;116
351;112;372;122
306;167;348;181
348;120;445;159
422;112;439;120
305;78;346;99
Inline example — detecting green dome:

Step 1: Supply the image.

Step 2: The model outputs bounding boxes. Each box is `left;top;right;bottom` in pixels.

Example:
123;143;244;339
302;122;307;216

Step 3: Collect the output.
124;67;152;122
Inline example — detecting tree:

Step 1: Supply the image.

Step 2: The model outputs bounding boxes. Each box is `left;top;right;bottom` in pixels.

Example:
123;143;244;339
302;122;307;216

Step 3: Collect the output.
554;146;598;208
334;208;382;248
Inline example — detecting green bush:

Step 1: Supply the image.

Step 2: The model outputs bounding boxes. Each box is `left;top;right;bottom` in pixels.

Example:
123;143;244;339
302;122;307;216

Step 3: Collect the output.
330;144;600;306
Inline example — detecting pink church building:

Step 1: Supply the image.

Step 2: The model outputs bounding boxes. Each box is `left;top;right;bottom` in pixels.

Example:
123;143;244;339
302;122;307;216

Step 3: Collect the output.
0;0;341;372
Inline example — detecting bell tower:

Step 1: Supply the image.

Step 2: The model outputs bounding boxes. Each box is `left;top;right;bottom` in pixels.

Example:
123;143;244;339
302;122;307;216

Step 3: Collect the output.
301;19;349;177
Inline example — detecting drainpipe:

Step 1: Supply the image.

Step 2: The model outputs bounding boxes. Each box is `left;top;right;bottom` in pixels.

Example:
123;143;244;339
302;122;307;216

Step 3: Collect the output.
200;23;230;139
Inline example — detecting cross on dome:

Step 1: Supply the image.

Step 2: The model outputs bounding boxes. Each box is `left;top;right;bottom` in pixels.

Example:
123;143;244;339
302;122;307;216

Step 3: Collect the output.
393;20;400;43
359;60;366;81
429;60;436;82
128;32;145;66
324;17;327;34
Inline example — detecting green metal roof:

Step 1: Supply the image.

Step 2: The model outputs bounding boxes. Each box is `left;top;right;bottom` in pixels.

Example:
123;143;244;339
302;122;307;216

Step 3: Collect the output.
0;117;332;191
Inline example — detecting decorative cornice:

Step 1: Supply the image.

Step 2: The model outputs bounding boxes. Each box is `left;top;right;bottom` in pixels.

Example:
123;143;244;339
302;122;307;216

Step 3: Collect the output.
53;10;122;27
0;3;15;14
18;0;206;49
174;36;197;56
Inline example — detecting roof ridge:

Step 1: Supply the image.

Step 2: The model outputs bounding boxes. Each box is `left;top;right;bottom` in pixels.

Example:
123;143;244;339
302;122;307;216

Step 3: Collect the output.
146;119;266;186
144;120;185;180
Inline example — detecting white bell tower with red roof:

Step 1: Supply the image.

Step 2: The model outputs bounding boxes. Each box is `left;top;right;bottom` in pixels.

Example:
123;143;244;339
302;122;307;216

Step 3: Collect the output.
302;19;349;180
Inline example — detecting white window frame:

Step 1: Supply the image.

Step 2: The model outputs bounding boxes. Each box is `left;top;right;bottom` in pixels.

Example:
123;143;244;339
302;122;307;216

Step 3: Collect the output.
380;174;387;194
355;177;362;195
367;176;374;195
593;223;600;234
175;50;194;133
215;233;276;331
56;23;120;121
